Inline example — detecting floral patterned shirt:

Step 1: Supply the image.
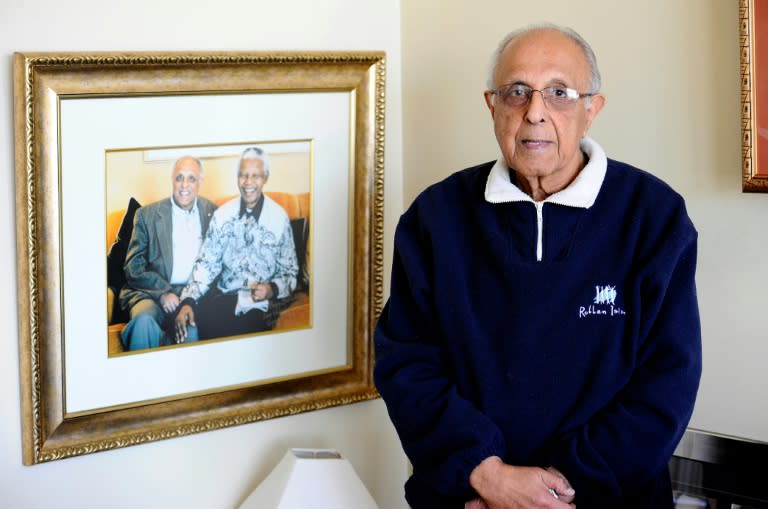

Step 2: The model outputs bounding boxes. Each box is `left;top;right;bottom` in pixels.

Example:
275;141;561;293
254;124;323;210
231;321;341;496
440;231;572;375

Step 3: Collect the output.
180;196;298;307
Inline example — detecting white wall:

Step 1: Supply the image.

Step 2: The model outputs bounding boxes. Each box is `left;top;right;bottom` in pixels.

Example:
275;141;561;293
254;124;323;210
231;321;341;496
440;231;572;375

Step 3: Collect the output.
401;1;768;443
0;1;408;508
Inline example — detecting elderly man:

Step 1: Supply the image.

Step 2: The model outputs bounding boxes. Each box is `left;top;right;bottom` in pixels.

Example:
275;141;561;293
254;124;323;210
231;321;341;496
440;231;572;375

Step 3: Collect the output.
374;24;701;509
175;146;298;341
119;156;216;351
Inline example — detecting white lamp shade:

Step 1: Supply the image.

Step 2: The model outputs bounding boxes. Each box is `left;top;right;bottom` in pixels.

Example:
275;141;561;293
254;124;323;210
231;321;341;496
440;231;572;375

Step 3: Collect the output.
239;449;379;509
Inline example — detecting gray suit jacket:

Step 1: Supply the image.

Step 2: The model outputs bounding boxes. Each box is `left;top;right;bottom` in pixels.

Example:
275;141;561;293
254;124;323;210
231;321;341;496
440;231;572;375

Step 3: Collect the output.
119;197;216;313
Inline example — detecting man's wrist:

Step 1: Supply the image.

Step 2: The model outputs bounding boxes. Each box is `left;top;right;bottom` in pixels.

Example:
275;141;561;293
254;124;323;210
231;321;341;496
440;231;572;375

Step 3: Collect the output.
469;456;503;495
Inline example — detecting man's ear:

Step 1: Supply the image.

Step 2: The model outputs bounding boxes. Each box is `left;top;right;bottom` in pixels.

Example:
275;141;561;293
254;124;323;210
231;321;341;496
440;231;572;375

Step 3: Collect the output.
484;90;496;117
583;93;605;135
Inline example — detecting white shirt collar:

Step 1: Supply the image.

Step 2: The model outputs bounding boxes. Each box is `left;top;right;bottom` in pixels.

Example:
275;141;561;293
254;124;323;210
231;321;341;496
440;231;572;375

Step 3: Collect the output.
170;196;199;215
483;136;607;208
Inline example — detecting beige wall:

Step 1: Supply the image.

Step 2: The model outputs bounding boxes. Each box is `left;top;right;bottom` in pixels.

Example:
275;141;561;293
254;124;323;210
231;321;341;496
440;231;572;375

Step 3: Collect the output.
402;0;768;442
0;1;407;508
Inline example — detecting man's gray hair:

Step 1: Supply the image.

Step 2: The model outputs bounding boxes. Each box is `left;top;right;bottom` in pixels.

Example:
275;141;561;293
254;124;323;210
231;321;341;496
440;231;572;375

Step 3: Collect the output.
486;23;602;94
173;155;204;179
239;146;271;177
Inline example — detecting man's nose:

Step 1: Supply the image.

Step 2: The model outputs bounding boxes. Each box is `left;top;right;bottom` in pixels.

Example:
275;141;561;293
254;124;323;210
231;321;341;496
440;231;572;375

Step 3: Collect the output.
524;90;547;123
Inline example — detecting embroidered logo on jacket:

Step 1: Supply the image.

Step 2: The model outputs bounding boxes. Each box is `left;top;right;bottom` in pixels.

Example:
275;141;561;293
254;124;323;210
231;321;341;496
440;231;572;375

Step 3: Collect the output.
593;285;617;305
579;284;627;318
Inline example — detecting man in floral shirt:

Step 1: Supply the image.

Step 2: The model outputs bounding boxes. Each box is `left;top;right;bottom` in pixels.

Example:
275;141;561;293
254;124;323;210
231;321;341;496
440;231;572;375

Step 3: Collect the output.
174;146;298;340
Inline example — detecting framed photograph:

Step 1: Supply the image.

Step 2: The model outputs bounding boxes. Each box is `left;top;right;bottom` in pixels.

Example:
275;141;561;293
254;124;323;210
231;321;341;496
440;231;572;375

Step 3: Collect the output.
741;0;768;191
13;51;386;465
104;140;313;355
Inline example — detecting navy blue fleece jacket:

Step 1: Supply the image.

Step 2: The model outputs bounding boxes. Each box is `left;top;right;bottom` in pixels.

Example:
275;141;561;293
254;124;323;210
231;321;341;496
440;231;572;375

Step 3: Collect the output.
374;139;702;508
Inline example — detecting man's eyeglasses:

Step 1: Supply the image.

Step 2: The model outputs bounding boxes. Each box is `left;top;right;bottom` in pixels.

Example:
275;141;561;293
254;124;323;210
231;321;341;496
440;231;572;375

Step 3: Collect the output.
489;83;595;110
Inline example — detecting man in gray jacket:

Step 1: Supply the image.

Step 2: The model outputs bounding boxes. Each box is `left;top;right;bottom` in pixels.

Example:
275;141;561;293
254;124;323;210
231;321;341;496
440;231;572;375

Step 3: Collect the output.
119;155;216;350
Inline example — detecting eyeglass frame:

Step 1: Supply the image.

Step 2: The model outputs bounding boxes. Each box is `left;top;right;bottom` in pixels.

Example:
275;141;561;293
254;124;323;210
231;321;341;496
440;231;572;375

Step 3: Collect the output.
487;82;597;110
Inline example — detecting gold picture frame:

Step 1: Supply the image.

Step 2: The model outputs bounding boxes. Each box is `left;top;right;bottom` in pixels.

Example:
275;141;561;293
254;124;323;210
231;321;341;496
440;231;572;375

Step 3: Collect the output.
13;51;385;465
741;0;768;192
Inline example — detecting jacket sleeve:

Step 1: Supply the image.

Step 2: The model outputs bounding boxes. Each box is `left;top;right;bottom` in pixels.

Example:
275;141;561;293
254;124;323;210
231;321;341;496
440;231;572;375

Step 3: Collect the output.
543;220;702;502
374;208;506;500
271;216;298;298
122;207;173;302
